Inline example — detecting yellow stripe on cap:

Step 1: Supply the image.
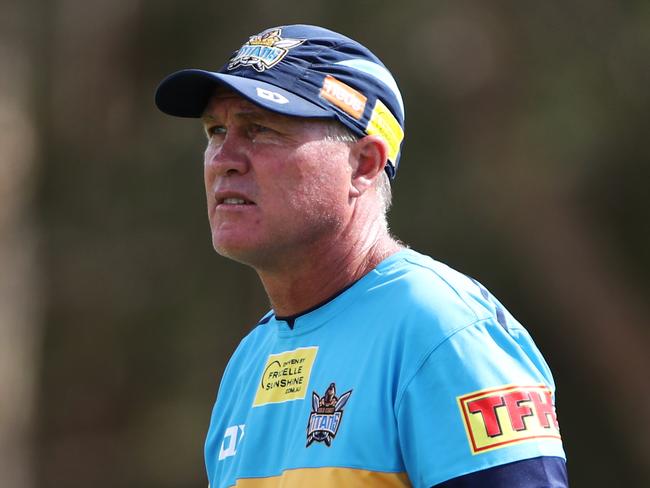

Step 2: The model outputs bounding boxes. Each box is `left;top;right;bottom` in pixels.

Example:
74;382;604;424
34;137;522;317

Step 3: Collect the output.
366;99;404;163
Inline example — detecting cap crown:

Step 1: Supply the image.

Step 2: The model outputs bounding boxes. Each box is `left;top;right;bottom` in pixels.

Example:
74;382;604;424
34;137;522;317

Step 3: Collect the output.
155;24;405;176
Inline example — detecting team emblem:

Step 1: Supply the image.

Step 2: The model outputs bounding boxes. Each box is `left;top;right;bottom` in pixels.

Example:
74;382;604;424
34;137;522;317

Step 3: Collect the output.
227;28;304;72
306;383;352;447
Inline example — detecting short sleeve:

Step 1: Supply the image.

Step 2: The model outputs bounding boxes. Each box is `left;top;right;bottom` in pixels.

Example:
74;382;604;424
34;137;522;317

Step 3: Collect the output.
434;456;568;487
396;318;566;488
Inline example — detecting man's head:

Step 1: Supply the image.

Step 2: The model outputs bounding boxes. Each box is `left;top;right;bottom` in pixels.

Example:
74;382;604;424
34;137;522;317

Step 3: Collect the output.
155;25;404;269
198;89;389;267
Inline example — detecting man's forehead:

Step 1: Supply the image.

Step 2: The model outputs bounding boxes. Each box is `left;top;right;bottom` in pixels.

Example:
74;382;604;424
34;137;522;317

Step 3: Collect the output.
203;87;279;119
212;86;240;100
202;88;328;131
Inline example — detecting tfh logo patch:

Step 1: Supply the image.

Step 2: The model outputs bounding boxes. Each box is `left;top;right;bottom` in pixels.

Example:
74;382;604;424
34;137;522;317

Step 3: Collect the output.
306;383;352;447
458;384;561;454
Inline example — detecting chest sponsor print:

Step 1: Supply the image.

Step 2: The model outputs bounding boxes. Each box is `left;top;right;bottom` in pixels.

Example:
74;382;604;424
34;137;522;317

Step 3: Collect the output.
253;346;318;407
306;382;352;447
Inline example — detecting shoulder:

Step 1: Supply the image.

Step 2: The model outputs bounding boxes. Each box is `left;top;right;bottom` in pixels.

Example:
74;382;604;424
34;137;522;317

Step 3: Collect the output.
366;249;543;383
376;249;489;314
370;248;498;344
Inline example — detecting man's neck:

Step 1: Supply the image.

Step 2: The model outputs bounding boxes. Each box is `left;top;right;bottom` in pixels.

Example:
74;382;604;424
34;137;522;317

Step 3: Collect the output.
256;231;401;317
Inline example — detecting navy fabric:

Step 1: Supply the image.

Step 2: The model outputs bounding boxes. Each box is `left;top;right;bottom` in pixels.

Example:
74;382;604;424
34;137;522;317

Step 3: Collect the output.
433;456;568;488
156;70;333;122
155;24;405;176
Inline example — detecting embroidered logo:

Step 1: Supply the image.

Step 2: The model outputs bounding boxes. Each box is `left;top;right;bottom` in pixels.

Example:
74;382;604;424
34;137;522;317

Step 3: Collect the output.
306;383;352;447
227;28;304;72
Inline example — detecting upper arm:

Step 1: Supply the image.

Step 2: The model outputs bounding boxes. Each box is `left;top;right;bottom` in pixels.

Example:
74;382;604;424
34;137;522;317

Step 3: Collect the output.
396;319;566;487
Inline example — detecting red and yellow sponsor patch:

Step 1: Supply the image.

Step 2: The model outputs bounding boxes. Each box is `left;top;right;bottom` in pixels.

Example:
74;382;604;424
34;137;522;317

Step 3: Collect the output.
458;384;561;454
320;75;367;119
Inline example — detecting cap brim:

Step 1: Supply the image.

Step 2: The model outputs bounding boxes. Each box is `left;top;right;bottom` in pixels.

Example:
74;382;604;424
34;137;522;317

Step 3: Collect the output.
155;69;333;119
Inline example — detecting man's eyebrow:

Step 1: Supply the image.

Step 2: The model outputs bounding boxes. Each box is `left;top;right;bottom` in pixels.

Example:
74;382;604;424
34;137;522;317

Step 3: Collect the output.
202;109;278;124
238;110;274;122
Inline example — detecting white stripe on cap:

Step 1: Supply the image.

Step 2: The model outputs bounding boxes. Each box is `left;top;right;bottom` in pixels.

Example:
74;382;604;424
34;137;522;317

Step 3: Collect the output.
335;59;405;118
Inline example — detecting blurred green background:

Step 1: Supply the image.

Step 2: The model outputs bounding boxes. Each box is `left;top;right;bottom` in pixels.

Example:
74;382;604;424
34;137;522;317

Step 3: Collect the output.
1;0;648;486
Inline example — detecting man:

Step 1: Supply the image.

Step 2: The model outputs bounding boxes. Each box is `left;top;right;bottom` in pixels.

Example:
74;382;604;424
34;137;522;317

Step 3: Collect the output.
155;24;568;488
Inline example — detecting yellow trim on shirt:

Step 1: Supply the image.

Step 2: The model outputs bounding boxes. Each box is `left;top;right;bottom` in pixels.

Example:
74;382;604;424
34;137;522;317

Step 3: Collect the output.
231;466;410;487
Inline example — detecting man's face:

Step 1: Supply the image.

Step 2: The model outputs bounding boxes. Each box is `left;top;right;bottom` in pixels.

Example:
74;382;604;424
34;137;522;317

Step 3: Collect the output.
202;91;354;269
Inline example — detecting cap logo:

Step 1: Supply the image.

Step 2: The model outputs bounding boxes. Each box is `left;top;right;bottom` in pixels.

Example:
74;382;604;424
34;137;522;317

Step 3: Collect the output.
256;87;289;104
227;28;304;72
320;75;367;120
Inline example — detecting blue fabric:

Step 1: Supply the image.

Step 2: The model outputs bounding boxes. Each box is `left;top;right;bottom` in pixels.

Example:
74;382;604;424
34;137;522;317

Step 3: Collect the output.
433;456;568;487
204;249;566;488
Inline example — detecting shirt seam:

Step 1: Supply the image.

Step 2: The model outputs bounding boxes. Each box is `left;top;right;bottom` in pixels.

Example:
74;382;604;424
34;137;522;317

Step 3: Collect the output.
402;256;481;323
394;317;493;416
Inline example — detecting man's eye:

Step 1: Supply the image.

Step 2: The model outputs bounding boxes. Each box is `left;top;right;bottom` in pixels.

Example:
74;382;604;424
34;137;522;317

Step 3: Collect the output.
207;126;227;137
250;123;273;135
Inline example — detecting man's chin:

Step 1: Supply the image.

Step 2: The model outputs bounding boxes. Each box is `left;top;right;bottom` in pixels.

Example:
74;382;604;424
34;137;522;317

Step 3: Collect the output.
212;237;264;266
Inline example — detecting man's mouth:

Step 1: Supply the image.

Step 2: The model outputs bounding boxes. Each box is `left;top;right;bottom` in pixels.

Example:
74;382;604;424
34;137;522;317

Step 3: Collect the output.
219;197;255;205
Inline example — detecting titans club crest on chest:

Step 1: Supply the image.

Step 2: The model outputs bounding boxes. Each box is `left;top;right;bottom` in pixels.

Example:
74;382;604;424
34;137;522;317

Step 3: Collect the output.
306;383;352;447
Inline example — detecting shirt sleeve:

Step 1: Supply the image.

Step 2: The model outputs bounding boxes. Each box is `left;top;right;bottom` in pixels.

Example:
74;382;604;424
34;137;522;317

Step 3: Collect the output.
432;456;568;487
396;318;566;488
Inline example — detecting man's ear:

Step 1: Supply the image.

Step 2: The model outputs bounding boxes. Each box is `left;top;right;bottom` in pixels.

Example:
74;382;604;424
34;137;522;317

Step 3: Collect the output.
349;135;389;198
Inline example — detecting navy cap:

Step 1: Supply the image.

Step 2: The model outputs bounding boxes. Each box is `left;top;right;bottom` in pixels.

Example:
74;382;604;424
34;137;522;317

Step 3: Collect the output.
155;24;405;178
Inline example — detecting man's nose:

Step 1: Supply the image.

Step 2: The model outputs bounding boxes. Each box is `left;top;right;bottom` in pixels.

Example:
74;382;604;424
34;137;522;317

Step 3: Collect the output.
205;132;250;177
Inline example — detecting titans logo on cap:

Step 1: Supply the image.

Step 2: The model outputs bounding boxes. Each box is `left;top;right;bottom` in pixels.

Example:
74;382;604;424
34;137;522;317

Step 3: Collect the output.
227;28;304;72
